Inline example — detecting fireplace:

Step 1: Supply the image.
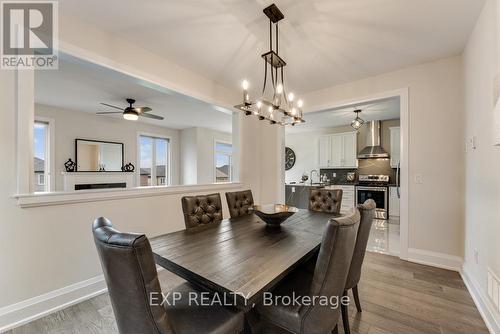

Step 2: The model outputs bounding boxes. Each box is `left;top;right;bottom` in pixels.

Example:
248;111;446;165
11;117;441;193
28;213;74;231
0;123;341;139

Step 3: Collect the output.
62;172;135;191
74;182;127;190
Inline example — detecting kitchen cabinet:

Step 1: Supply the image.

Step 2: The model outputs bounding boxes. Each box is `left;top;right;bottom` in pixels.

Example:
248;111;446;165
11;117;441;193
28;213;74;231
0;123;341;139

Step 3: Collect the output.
318;132;358;169
389;186;400;217
390;127;400;168
326;185;355;213
318;135;330;167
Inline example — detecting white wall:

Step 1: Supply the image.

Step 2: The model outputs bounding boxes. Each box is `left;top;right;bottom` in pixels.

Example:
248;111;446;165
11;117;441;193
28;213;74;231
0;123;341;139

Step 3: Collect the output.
180;128;198;185
35;104;181;189
302;56;465;262
463;0;500;331
179;127;232;185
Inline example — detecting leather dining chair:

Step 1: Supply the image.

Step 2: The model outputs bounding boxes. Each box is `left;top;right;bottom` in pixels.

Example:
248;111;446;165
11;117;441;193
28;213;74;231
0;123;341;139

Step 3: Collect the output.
309;188;343;215
92;217;244;334
225;189;254;218
341;199;376;334
181;193;223;229
256;208;360;334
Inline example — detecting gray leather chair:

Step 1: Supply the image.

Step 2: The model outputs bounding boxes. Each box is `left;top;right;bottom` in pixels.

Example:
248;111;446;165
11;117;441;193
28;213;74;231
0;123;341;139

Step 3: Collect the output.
181;193;223;229
309;188;343;215
341;199;376;334
225;189;254;218
92;217;244;334
256;209;360;334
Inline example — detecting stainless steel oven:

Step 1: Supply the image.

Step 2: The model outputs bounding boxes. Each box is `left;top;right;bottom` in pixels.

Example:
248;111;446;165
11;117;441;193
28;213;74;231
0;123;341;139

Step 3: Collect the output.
356;186;388;219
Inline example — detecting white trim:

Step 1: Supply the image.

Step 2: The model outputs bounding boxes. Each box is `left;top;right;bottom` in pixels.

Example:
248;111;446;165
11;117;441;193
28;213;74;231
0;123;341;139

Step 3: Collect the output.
462;265;500;334
407;248;463;271
14;182;243;208
16;67;34;194
0;276;106;333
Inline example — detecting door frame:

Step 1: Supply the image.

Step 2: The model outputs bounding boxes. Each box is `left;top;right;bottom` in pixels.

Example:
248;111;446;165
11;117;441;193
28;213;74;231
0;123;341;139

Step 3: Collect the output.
298;88;410;260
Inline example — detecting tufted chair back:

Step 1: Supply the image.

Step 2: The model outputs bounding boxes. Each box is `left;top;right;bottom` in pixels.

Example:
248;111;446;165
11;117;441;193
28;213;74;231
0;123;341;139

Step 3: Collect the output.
308;188;343;214
181;193;223;229
225;190;254;218
92;217;174;334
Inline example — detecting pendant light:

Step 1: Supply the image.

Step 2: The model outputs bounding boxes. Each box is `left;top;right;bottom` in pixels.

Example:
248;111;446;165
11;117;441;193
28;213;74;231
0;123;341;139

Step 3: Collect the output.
351;109;365;130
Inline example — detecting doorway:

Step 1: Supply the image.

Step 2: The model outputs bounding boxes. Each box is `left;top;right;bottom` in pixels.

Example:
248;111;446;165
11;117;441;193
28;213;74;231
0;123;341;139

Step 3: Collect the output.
284;89;409;259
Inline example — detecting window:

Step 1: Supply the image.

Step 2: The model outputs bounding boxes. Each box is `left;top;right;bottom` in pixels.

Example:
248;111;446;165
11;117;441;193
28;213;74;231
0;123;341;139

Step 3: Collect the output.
34;121;50;192
214;141;232;183
139;135;169;187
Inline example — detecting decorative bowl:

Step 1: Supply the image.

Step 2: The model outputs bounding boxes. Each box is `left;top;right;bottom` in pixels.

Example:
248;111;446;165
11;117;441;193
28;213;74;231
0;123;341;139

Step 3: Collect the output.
251;204;298;227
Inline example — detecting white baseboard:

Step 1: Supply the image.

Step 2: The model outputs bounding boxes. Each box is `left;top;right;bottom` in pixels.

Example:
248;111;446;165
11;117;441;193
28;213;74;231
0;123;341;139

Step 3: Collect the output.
0;275;107;333
407;248;463;272
461;265;500;334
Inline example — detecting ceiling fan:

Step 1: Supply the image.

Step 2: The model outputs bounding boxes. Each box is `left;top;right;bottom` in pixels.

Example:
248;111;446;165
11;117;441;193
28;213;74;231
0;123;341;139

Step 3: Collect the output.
96;98;164;121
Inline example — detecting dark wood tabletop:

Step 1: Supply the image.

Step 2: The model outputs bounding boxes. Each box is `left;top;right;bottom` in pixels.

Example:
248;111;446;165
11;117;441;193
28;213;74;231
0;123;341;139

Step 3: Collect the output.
151;209;338;309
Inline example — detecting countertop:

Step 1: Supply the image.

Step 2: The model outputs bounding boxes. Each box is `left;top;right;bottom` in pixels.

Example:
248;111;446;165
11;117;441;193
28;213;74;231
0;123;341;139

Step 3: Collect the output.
286;182;398;187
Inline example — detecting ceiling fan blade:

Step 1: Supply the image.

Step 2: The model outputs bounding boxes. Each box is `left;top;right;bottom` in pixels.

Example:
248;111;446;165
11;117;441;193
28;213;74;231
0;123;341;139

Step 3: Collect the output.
134;107;152;113
100;103;124;111
140;113;164;120
96;111;123;115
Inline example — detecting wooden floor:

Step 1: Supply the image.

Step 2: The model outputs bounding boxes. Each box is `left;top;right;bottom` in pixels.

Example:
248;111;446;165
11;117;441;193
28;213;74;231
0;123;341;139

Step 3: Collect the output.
5;252;489;334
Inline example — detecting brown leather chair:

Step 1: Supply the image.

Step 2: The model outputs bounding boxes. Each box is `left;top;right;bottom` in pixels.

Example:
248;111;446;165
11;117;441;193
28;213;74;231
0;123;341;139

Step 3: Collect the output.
181;193;223;229
225;189;254;218
308;188;343;214
92;217;244;334
256;208;360;334
341;199;376;334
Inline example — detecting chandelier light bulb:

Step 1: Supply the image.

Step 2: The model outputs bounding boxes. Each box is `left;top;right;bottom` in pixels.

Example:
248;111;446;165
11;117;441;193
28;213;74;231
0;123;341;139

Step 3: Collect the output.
242;79;249;90
257;101;262;109
291;108;297;116
288;93;294;102
297;99;304;108
276;84;283;94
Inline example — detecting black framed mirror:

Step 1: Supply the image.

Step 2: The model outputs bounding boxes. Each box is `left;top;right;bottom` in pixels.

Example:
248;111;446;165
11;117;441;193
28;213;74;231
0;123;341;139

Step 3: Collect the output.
75;139;124;172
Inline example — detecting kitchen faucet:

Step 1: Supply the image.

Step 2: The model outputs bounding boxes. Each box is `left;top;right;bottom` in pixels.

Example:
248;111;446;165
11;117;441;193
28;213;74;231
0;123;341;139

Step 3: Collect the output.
310;169;319;184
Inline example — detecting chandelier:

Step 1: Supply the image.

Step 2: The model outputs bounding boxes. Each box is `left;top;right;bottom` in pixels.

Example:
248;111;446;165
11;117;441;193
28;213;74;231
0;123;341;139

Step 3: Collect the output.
234;4;305;126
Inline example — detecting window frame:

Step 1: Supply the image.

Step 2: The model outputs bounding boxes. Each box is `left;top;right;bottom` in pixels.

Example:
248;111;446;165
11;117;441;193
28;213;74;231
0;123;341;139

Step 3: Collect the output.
214;139;233;183
34;117;55;192
137;132;171;187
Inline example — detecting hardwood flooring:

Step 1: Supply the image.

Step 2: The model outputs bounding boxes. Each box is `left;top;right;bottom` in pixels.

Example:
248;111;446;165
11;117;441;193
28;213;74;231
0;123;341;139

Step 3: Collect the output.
4;253;488;334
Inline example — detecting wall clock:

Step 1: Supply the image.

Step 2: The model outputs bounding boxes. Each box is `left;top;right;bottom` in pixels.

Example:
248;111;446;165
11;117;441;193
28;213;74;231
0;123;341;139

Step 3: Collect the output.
285;147;296;170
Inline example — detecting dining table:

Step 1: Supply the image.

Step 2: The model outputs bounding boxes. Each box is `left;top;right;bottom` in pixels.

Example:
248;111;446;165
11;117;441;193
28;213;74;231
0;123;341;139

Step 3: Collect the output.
151;208;341;312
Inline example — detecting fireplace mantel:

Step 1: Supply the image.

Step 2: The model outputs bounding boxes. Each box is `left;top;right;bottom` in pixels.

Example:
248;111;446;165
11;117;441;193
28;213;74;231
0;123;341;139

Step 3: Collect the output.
62;172;135;191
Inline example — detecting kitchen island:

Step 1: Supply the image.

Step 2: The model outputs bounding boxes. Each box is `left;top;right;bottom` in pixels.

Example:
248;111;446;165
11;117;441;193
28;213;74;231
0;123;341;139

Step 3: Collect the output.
285;183;356;211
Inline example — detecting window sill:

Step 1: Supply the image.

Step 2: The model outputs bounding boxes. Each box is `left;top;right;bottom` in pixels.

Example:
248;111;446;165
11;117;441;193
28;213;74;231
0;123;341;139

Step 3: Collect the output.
14;182;243;208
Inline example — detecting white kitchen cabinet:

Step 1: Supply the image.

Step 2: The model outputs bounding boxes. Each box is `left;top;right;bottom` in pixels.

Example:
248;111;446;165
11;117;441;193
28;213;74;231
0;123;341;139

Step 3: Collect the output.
318;132;357;169
326;185;355;213
342;132;358;168
329;134;343;167
390;127;401;168
318;135;331;168
389;186;400;217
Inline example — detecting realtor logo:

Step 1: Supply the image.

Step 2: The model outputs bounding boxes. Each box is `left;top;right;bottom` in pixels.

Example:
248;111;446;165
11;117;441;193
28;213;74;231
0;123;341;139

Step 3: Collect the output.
1;1;58;69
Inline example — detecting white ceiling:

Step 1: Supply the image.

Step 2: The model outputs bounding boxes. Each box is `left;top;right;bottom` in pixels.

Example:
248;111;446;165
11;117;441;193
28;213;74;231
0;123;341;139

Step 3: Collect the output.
60;0;485;95
286;97;400;134
35;57;233;133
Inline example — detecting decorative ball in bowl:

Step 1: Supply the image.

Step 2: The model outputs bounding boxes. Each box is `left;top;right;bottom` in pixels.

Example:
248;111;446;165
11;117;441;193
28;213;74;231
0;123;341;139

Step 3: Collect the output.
251;204;299;227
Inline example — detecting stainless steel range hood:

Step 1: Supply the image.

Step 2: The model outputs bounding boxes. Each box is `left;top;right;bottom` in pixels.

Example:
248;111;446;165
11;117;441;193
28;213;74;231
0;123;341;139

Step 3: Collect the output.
357;121;389;159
